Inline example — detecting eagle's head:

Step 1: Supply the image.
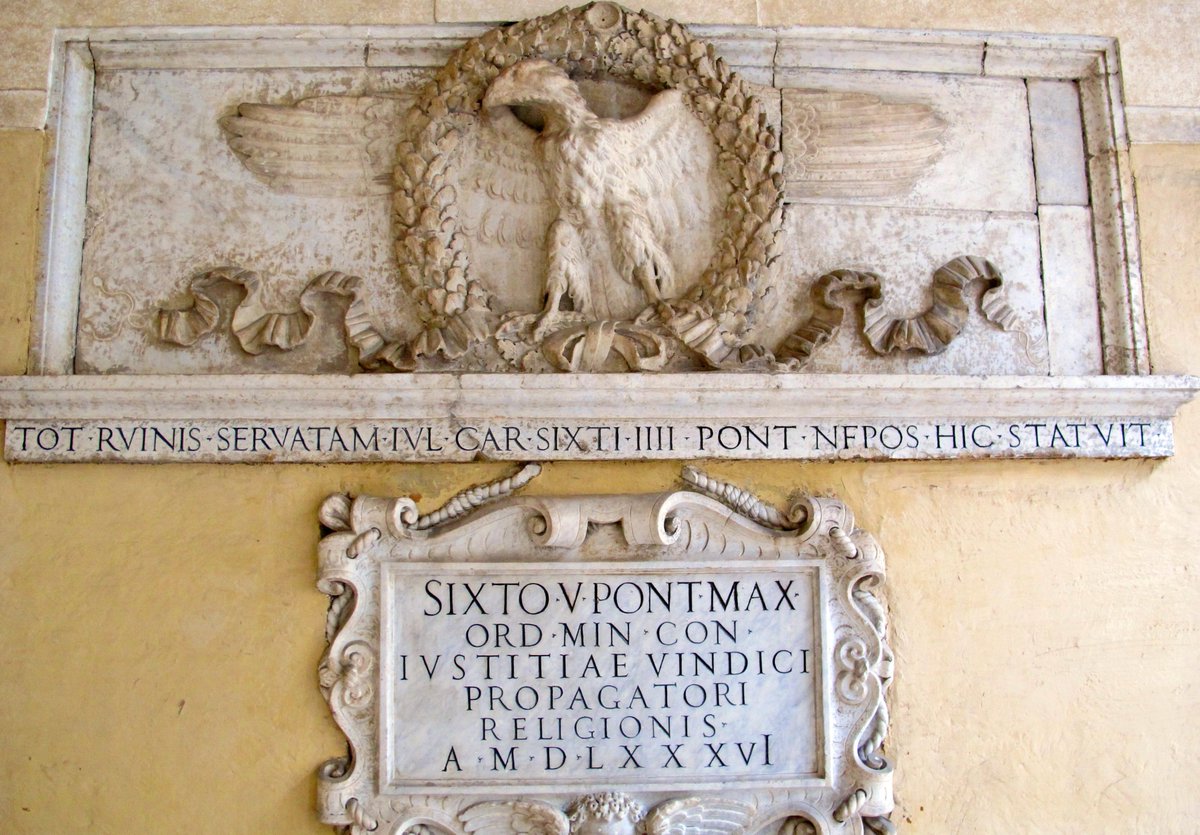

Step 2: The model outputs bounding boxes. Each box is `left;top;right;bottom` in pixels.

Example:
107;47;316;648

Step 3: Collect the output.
482;59;592;133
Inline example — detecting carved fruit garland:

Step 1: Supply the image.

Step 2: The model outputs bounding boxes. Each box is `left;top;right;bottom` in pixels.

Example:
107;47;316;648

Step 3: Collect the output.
393;2;785;366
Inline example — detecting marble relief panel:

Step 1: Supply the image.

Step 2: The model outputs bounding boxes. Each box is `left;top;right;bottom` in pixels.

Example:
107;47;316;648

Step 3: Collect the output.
78;66;428;374
63;6;1121;377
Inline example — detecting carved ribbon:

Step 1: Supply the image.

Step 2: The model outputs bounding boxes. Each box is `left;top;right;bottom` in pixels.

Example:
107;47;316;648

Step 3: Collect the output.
542;321;669;372
777;255;1021;366
157;267;416;369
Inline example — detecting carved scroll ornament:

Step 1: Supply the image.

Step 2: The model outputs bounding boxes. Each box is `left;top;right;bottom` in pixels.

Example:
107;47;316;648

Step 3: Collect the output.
777;255;1033;367
316;466;895;834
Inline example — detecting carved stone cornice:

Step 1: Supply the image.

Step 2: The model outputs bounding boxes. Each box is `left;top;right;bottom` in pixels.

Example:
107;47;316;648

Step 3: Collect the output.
0;373;1194;420
1;372;1195;461
7;10;1198;460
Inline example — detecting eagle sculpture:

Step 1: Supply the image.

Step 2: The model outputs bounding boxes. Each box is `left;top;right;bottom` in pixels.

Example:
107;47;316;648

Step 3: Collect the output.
220;61;727;333
479;59;713;336
218;56;946;364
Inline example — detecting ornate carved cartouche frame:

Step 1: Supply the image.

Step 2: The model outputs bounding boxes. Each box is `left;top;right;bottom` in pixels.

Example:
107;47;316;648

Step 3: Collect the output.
317;467;894;834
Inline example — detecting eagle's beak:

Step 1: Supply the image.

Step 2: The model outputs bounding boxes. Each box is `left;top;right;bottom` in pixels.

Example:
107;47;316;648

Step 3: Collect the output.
482;73;519;111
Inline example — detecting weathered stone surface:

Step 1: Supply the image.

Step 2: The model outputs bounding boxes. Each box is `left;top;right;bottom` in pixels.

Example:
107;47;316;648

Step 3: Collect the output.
316;473;893;829
1125;106;1200;145
2;373;1191;461
434;0;759;24
383;561;820;788
779;69;1036;213
48;12;1120;381
757;0;1200;109
1028;80;1089;207
2;417;1173;462
76;65;428;376
7;5;1195;461
758;205;1048;375
1040;205;1103;375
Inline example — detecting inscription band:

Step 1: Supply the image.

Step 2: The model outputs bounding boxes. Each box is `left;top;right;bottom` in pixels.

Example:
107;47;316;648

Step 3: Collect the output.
3;416;1171;462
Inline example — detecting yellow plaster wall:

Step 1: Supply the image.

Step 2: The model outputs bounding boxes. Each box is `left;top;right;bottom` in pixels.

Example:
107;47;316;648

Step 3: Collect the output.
1;3;1199;833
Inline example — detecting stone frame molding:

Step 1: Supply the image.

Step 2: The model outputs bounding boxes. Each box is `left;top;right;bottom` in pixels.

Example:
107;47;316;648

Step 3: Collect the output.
26;17;1148;376
316;466;894;834
2;15;1197;459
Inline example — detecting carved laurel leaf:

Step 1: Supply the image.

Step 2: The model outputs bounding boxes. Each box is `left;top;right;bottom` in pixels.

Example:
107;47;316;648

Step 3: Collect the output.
394;3;783;366
461;801;570;835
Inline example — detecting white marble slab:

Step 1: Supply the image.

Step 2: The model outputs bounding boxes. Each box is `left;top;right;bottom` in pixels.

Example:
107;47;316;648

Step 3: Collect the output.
75;65;430;375
16;21;1192;462
1;415;1175;461
753;205;1049;376
48;27;1141;381
775;36;983;76
381;562;819;790
778;68;1036;214
1041;206;1103;375
316;484;894;830
1028;80;1089;206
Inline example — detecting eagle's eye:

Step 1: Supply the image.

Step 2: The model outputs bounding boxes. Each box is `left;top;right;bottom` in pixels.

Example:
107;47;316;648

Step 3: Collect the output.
574;77;656;119
510;104;547;132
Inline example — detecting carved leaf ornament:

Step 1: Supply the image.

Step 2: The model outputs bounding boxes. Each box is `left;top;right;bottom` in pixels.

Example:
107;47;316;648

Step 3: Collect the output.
158;1;1025;372
390;2;784;369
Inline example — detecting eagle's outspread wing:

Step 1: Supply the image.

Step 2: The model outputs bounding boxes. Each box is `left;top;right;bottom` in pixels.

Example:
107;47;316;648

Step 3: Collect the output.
221;93;414;196
461;801;570;835
452;106;555;312
595;88;725;303
641;798;756;835
782;89;946;199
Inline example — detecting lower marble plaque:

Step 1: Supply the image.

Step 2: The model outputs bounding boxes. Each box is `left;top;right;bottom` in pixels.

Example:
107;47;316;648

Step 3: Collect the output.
382;562;819;791
317;466;894;834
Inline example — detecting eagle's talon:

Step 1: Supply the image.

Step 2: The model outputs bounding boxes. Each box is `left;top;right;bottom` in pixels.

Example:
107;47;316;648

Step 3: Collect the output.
531;311;562;342
632;257;671;306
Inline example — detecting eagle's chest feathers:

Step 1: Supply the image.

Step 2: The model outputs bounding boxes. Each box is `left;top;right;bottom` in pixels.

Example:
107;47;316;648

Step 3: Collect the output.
537;124;617;224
